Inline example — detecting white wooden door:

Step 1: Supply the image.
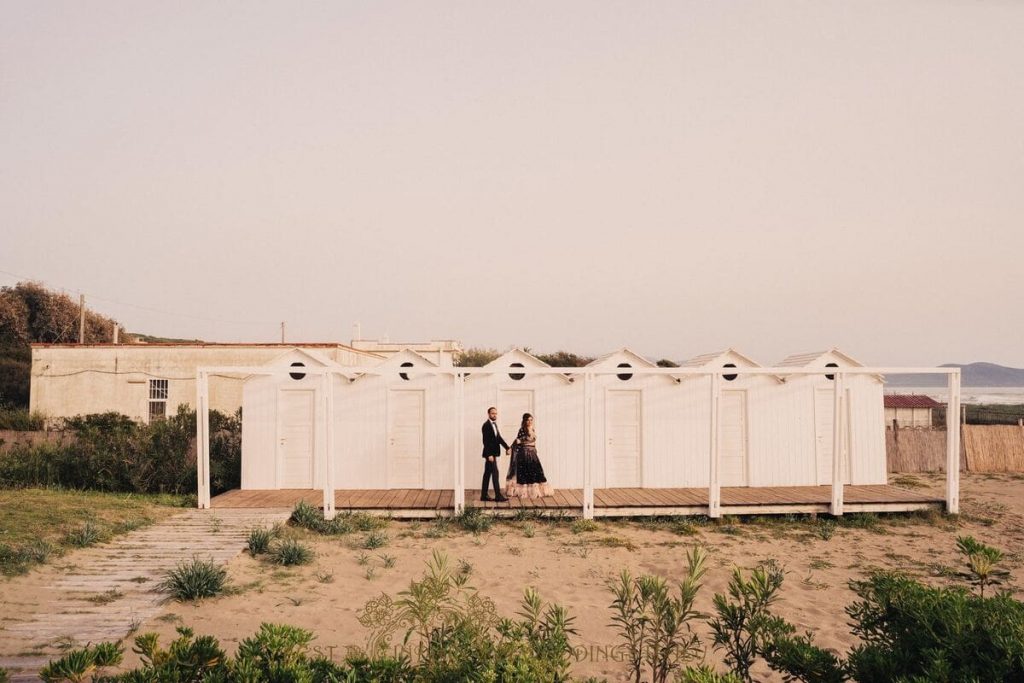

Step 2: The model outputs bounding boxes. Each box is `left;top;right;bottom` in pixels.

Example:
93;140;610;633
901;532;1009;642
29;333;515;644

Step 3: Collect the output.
814;388;850;485
387;390;425;488
278;390;315;488
720;390;748;486
606;390;641;487
498;390;533;444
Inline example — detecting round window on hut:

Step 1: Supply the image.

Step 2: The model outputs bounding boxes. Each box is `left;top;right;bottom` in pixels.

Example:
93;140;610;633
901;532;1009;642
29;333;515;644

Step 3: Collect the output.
723;363;738;381
399;362;414;381
617;363;633;381
825;362;839;381
289;362;306;380
509;362;525;381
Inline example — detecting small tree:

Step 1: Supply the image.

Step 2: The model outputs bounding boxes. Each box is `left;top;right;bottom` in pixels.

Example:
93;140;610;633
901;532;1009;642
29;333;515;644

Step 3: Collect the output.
708;559;791;683
608;546;708;683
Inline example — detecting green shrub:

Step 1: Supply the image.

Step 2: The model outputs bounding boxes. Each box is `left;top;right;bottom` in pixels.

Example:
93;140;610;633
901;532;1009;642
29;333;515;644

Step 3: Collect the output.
246;527;276;555
0;539;61;576
41;623;412;682
571;519;599;534
208;408;242;495
708;559;791;683
359;550;576;679
759;538;1024;683
349;511;388;531
289;500;323;530
678;666;745;683
455;506;494;533
956;534;1010;596
814;519;836;541
38;641;123;682
158;557;229;601
362;531;389;550
289;503;388;536
0;406;241;496
270;538;313;566
0;407;45;430
845;572;1024;682
124;627;229;680
64;521;102;547
837;513;880;532
609;547;708;683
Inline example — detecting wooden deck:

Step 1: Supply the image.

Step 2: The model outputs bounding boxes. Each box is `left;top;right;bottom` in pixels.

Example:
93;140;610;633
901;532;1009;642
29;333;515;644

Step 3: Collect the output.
211;485;942;518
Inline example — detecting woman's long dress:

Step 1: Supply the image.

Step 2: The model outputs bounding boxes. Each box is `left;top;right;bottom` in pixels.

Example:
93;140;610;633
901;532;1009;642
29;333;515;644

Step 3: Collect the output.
506;426;554;498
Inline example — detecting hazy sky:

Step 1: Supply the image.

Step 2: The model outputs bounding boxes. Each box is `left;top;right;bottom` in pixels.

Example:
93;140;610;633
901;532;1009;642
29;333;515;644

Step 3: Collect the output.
2;1;1022;367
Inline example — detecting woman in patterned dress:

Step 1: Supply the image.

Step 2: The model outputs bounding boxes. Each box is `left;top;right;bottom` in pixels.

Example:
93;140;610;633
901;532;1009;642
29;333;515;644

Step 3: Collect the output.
505;413;554;498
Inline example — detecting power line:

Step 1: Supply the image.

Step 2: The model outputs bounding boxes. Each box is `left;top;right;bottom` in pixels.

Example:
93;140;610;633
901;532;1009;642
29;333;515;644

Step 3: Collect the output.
0;268;278;327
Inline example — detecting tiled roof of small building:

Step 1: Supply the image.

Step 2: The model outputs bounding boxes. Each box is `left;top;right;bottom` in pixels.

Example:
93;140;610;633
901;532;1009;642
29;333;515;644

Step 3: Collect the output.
884;394;943;409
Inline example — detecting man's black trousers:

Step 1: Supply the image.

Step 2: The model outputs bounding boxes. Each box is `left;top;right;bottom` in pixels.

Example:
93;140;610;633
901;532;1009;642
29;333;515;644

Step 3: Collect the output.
481;458;501;499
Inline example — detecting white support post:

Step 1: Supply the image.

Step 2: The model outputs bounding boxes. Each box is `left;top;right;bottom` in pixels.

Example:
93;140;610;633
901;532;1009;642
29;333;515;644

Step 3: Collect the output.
195;371;206;509
830;372;845;515
455;373;466;514
322;373;336;520
583;373;594;519
197;371;211;509
946;370;961;514
709;373;721;518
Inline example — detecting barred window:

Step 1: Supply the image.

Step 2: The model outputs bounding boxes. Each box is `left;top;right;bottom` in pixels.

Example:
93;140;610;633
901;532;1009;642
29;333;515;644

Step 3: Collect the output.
149;379;168;421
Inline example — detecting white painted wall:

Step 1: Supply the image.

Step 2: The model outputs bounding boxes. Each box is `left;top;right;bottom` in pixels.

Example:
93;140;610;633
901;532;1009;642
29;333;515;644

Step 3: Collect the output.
885;407;934;428
461;351;584;489
241;349;336;489
31;344;381;421
332;350;458;490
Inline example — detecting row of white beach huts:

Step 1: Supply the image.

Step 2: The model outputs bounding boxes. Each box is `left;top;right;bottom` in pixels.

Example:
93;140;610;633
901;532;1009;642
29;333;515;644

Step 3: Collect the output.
238;346;886;492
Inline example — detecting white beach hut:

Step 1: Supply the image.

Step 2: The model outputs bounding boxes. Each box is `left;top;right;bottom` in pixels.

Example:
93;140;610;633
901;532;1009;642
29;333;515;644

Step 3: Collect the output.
240;348;341;489
462;349;582;489
585;349;682;488
775;349;887;486
335;349;456;490
680;348;781;487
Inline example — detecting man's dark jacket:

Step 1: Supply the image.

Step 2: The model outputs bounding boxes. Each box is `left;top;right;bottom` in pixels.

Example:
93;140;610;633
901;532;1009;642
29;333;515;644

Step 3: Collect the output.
481;420;510;457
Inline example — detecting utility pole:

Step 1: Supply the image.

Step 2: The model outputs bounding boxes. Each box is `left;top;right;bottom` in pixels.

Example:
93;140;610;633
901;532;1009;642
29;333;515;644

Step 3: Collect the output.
79;294;86;344
280;322;286;343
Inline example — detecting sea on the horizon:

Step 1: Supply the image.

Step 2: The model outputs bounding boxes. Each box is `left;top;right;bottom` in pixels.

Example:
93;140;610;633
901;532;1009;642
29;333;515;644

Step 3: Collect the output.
883;386;1024;405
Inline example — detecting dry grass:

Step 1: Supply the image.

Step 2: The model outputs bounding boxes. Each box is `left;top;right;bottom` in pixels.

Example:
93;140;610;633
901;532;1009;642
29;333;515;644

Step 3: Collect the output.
0;488;190;575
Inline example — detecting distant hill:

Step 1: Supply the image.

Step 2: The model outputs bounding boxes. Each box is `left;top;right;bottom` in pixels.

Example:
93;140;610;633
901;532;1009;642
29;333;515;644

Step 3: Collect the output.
885;362;1024;387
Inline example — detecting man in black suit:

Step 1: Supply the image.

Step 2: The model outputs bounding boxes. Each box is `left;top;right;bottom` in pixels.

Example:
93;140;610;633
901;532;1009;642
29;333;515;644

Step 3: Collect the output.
481;406;510;502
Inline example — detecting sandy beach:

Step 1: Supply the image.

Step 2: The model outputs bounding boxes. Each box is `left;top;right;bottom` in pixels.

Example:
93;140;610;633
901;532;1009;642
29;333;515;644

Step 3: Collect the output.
2;471;1022;681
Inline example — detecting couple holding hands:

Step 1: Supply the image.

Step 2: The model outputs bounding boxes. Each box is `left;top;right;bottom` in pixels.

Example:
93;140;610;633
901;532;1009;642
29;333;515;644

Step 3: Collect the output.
480;406;555;501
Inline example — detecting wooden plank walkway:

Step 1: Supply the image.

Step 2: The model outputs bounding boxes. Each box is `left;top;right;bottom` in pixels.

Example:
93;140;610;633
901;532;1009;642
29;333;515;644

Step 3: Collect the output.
0;508;289;681
212;485;942;517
